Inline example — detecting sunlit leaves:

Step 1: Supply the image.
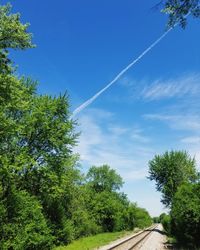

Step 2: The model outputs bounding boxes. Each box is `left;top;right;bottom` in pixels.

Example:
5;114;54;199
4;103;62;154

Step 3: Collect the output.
160;0;200;28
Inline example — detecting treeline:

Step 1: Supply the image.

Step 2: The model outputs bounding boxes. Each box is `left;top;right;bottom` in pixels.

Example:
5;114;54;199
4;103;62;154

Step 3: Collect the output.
0;4;152;249
149;151;200;248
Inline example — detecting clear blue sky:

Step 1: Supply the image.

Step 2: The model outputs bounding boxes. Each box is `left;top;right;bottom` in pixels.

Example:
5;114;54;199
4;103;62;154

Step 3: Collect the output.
6;0;200;216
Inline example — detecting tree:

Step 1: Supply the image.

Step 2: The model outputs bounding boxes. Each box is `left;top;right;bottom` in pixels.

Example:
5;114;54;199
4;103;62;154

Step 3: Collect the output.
0;189;53;249
86;165;124;193
171;182;200;247
85;165;127;232
148;150;197;207
160;214;171;235
0;3;34;74
85;165;152;232
134;206;152;229
0;3;154;247
158;0;200;28
0;3;80;247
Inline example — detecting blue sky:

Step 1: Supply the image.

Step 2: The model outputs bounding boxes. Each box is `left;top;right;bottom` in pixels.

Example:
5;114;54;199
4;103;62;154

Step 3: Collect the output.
6;0;200;216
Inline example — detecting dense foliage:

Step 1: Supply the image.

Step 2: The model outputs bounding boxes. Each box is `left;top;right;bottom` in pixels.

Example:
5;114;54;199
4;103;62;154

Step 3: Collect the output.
86;165;124;193
0;4;152;249
85;165;152;233
171;182;200;247
160;214;171;235
149;150;200;248
148;150;197;207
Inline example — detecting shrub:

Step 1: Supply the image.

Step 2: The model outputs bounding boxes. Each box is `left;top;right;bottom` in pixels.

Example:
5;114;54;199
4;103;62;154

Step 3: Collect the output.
161;214;171;235
171;183;200;247
0;189;54;250
134;207;152;229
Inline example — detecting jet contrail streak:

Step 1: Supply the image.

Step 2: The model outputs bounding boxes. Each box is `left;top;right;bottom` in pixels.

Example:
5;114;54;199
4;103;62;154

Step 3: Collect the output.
72;27;173;117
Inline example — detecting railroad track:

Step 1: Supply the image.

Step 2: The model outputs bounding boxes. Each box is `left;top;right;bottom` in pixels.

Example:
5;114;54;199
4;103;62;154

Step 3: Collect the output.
106;224;158;250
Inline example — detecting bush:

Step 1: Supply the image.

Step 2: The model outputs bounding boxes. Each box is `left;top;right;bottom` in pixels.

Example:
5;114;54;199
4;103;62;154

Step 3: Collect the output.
161;214;171;235
134;206;152;229
171;183;200;247
0;189;54;250
72;209;101;238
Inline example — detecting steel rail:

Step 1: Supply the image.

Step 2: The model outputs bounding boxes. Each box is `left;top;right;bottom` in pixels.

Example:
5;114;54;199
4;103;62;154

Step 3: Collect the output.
127;225;157;250
107;224;158;250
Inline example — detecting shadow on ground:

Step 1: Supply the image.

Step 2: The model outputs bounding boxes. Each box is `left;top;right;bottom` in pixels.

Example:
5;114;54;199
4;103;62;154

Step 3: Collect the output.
163;240;200;250
145;228;167;236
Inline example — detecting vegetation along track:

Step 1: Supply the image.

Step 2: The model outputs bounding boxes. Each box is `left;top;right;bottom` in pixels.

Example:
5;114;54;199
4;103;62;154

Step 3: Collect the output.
106;225;158;250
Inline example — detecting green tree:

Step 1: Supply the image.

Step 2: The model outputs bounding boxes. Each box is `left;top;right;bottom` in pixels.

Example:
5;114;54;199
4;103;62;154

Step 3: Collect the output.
157;0;200;28
159;212;167;222
85;165;152;232
0;3;81;247
134;206;152;229
86;165;124;193
0;3;34;74
85;165;127;232
148;150;197;207
152;217;160;223
0;188;53;250
69;184;101;238
171;182;200;247
160;214;171;235
89;191;123;232
0;3;154;248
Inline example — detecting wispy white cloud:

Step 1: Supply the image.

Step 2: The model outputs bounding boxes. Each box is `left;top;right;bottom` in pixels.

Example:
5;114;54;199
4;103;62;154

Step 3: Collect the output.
122;168;148;181
75;108;189;216
131;128;151;143
144;114;200;132
141;74;200;100
181;136;200;144
144;113;200;167
116;73;200;107
108;125;129;137
75;108;154;181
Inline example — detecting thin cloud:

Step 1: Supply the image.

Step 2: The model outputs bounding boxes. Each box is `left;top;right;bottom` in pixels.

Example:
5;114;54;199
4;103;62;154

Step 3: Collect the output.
131;128;151;143
75;109;154;181
181;136;200;144
122;168;148;181
144;114;200;132
141;74;200;100
72;28;173;117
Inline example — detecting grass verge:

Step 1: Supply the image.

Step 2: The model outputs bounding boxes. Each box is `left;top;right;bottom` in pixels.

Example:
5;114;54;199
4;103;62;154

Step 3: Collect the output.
54;230;136;250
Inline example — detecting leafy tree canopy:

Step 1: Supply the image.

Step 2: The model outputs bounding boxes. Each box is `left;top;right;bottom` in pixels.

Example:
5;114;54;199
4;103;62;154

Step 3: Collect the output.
148;150;197;207
0;3;80;247
0;3;33;49
157;0;200;28
0;3;34;74
171;182;200;247
86;165;124;193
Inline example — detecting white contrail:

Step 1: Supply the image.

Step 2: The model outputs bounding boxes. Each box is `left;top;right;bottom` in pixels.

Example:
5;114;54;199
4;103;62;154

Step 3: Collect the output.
72;27;173;117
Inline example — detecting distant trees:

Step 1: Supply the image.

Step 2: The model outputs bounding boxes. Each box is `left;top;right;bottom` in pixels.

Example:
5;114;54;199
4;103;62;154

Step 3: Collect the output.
133;206;152;229
148;150;200;248
158;0;200;28
86;165;124;193
85;165;152;232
